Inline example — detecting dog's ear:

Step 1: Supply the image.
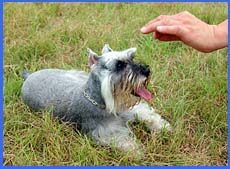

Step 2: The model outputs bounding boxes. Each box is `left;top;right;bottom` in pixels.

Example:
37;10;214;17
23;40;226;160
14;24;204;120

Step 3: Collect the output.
126;48;137;59
87;48;99;68
102;43;113;54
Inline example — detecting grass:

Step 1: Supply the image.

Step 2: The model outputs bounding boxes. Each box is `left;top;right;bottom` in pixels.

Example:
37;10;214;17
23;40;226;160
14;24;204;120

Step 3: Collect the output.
3;2;228;166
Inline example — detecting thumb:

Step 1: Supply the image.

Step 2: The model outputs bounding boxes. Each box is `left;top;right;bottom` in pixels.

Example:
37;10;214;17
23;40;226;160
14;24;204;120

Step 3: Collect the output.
156;26;181;36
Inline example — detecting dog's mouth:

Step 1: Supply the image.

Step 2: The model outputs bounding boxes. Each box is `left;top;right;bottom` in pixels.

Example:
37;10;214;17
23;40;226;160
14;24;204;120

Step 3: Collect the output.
136;86;152;101
132;79;152;101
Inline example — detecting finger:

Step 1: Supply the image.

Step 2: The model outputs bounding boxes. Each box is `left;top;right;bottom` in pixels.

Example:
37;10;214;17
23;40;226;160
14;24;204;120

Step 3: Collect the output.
141;18;180;34
144;15;169;27
141;22;159;34
154;31;180;41
154;31;164;39
156;25;181;36
141;15;170;34
157;34;180;41
143;12;187;29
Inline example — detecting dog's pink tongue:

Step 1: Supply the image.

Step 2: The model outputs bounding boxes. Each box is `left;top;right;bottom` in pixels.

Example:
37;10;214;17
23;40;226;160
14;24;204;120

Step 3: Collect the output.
136;87;152;101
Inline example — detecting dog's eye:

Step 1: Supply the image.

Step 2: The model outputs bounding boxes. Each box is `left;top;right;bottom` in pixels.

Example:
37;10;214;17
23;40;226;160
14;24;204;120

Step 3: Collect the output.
116;60;127;71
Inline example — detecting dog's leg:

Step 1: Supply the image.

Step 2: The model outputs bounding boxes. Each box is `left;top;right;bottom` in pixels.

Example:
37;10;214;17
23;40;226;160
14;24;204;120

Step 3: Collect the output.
129;100;171;132
90;118;140;152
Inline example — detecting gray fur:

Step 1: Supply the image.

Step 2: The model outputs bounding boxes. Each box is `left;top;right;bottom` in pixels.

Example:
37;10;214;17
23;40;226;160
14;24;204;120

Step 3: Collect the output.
22;45;171;152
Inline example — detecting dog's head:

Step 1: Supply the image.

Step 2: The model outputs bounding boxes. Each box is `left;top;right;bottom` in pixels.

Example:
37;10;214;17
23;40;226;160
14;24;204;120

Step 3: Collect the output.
87;44;152;114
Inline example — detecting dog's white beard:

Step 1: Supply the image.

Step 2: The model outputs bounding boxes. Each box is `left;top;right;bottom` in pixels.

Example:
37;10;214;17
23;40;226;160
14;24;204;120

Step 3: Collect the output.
101;75;117;115
101;74;140;115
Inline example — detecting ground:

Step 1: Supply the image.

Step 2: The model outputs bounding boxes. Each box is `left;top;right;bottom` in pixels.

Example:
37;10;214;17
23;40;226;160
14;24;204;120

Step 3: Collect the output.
3;2;228;166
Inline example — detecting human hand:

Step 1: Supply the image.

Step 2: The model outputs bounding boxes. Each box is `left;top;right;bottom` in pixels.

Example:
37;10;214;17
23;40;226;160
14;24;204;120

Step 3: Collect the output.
141;11;228;53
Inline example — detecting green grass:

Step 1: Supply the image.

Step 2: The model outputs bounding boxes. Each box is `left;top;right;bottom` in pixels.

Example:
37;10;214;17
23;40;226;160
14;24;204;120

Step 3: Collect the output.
4;2;228;166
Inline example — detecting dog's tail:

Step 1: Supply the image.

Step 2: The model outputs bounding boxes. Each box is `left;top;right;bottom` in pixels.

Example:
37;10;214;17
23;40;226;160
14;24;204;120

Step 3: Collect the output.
22;70;30;80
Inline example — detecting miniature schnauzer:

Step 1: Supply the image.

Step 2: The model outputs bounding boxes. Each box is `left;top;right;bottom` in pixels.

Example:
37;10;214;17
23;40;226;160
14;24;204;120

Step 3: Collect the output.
22;44;170;152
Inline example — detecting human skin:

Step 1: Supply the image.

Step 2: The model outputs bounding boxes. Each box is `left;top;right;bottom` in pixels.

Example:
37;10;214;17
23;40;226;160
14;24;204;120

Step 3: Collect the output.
141;11;228;53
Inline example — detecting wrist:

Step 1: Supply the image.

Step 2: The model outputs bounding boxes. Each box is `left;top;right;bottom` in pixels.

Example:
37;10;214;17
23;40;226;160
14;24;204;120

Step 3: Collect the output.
212;20;228;50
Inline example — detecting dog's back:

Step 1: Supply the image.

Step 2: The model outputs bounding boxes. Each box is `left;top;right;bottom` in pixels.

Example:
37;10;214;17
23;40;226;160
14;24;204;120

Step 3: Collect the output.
22;69;88;114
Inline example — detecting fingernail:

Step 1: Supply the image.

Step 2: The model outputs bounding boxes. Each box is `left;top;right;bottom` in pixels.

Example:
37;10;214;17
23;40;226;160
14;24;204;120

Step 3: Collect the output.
140;27;147;33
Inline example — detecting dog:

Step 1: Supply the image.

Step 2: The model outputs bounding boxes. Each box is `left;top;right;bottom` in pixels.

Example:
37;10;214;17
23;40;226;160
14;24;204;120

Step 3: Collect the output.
22;44;170;152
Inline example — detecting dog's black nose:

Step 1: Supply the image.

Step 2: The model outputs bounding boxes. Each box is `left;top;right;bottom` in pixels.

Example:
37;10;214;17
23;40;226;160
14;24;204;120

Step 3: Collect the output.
141;65;150;77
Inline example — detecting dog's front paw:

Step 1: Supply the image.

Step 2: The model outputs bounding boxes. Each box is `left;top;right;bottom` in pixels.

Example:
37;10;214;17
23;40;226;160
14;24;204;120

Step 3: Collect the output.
118;140;144;158
118;139;139;151
146;118;171;132
160;118;171;131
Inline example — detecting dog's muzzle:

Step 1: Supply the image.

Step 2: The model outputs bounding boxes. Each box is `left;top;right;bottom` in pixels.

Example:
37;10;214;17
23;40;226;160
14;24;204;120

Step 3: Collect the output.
130;63;152;101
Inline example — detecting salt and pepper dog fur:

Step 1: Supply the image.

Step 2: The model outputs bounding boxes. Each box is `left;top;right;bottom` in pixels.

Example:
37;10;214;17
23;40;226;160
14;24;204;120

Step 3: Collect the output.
22;44;170;152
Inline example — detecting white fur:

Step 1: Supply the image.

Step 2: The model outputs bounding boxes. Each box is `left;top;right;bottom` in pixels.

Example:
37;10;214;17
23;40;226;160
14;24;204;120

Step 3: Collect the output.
101;74;116;114
128;100;171;132
91;100;171;152
102;44;113;54
102;48;136;66
91;118;138;151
